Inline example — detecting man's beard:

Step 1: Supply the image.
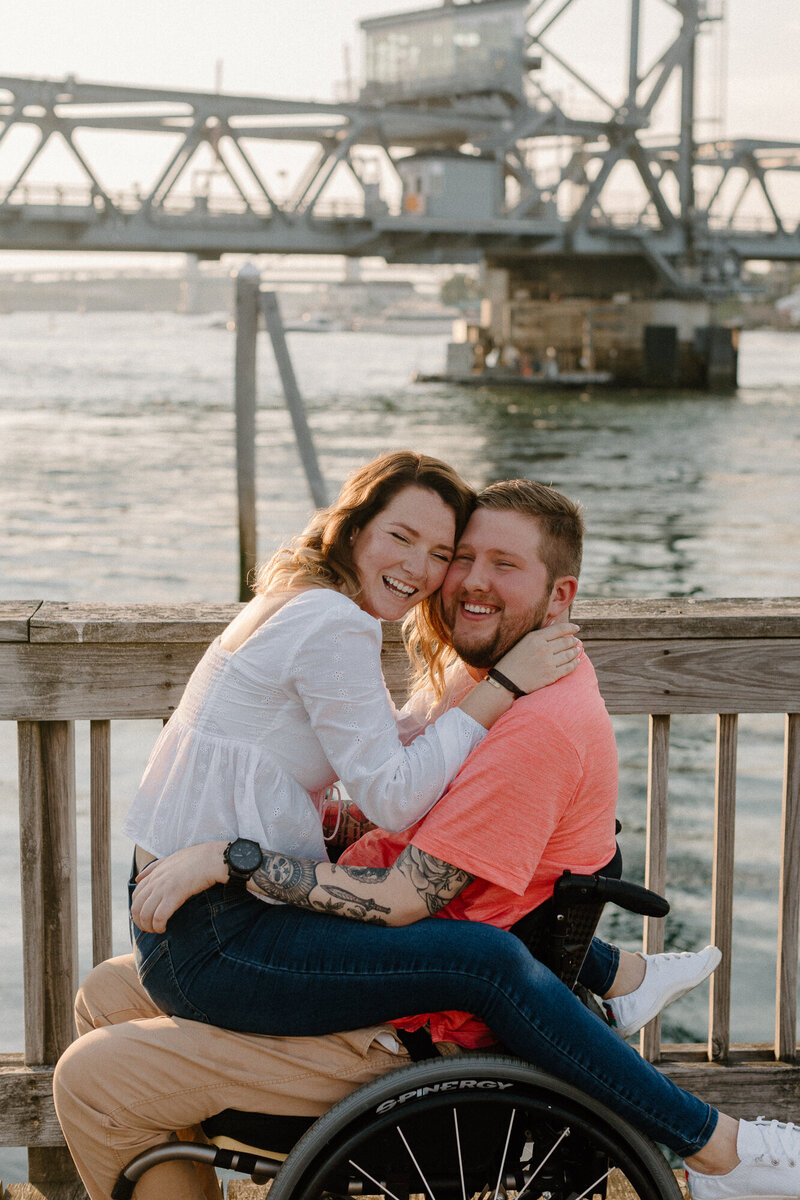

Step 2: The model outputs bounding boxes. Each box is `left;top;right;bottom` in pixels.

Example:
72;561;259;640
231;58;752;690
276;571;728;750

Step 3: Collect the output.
450;594;551;669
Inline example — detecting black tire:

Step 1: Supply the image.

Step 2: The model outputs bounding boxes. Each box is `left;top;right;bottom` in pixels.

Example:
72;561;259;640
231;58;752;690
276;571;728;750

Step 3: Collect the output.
268;1053;683;1200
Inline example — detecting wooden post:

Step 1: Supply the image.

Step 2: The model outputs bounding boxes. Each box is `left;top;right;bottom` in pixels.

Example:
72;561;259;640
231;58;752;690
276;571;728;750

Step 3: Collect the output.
235;263;260;602
17;719;80;1186
641;713;670;1063
709;713;737;1062
775;712;800;1061
90;719;113;966
260;290;327;510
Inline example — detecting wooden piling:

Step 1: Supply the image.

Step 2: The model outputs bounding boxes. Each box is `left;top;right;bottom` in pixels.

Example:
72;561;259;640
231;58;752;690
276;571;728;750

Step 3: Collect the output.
234;264;260;602
260;290;327;510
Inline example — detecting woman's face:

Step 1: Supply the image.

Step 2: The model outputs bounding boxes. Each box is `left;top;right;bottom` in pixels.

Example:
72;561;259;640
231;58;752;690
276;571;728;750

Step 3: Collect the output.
351;484;457;620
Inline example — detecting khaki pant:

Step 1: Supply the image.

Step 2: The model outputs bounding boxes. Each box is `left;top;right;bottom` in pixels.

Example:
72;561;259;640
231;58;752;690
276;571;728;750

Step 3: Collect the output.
53;955;410;1200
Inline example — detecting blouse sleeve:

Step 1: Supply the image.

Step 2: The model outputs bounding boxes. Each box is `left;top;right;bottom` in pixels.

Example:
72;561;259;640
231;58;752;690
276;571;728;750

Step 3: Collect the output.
290;601;486;832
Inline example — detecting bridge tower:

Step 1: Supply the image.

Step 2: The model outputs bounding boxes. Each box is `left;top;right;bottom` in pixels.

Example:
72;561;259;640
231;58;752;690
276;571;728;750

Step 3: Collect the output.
360;0;737;387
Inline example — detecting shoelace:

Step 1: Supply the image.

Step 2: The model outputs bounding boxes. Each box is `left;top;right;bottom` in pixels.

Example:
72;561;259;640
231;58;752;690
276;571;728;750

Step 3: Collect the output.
751;1117;800;1167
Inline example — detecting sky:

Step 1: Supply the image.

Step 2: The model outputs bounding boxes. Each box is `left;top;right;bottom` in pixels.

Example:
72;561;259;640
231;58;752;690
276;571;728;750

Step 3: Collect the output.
1;0;798;270
0;0;794;134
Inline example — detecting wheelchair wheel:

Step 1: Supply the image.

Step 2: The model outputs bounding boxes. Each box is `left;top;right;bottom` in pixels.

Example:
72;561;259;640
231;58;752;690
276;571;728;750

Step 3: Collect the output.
267;1054;683;1200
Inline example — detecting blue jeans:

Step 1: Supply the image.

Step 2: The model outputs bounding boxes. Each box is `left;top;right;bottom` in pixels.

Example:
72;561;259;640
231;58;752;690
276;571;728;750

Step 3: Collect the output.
131;883;716;1157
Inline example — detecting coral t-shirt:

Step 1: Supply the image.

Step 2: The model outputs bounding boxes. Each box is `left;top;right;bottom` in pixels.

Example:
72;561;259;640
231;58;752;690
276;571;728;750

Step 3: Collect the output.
341;653;618;1047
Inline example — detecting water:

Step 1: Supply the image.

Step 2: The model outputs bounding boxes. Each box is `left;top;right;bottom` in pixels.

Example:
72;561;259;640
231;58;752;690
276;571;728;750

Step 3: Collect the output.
1;311;799;1181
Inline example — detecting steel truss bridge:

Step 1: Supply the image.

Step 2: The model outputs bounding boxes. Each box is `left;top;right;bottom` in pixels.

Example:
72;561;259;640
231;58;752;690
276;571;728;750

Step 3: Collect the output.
2;0;800;298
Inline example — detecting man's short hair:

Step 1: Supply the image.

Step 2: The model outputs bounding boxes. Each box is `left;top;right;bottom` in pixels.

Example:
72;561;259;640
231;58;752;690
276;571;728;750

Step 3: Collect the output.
476;479;584;585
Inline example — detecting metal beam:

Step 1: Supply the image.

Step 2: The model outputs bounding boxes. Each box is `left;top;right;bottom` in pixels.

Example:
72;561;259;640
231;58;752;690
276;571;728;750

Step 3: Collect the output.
0;0;798;292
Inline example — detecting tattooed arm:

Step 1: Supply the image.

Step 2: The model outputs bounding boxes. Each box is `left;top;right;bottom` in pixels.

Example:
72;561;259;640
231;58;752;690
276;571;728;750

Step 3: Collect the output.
250;844;474;927
130;839;473;932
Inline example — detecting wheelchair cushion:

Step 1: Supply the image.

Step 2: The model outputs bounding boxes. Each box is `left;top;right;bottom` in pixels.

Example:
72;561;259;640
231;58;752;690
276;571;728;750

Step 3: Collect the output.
200;1108;315;1157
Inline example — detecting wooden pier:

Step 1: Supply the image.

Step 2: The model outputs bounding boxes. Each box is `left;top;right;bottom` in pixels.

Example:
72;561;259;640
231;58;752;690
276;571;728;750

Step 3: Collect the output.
1;598;799;1197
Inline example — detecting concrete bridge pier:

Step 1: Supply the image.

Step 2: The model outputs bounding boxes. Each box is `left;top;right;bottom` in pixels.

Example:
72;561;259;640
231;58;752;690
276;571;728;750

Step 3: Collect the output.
449;265;738;390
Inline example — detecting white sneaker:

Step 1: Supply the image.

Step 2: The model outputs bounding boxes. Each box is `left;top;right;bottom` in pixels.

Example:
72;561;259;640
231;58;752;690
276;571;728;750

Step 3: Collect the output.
687;1117;800;1199
603;945;722;1039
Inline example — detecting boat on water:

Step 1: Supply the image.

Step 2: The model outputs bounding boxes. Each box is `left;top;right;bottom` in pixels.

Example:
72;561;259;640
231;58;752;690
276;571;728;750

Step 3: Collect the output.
413;368;614;389
282;313;342;333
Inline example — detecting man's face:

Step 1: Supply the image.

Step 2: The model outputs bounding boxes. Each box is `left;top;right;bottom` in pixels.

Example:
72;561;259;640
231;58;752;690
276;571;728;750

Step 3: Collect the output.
442;508;561;668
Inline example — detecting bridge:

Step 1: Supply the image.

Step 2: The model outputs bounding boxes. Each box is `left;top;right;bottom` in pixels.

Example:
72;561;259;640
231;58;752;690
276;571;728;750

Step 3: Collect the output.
2;0;798;385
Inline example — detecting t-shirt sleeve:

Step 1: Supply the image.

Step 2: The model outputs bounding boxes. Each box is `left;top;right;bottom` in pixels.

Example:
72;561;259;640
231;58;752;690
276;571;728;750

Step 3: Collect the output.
410;703;582;895
291;599;487;832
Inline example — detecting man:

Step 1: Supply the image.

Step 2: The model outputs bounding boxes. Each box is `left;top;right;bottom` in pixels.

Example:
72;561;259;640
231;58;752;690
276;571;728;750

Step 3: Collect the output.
56;480;749;1200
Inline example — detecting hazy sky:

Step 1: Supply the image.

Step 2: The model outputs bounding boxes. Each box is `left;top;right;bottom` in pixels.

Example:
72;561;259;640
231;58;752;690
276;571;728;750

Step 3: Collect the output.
2;0;796;135
1;0;798;268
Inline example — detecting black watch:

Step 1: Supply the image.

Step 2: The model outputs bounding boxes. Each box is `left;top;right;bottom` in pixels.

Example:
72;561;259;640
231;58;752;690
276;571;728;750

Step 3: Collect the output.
223;838;263;885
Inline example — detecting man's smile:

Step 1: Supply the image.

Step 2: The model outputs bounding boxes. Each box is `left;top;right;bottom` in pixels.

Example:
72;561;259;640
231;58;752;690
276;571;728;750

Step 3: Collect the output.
460;600;500;617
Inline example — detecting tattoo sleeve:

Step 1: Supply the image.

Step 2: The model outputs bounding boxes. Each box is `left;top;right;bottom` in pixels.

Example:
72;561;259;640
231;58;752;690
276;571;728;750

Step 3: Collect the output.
395;845;474;916
250;845;473;926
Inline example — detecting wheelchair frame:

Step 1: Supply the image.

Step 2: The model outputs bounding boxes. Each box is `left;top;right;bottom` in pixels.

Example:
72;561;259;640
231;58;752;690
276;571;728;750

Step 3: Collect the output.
112;867;680;1200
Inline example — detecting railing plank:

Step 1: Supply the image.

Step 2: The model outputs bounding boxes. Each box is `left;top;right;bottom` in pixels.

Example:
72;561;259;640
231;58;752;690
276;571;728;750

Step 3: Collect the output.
3;638;799;720
90;720;113;967
641;714;670;1063
775;712;800;1062
709;714;737;1062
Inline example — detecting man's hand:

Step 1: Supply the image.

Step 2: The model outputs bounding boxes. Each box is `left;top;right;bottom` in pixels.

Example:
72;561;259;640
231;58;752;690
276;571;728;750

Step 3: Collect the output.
131;841;229;933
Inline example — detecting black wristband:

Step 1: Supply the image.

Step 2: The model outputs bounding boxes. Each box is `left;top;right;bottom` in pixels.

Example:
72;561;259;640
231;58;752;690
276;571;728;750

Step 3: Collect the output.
486;667;528;700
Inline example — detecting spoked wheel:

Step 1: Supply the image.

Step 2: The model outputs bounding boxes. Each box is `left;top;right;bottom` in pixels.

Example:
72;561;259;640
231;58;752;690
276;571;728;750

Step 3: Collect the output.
267;1055;682;1200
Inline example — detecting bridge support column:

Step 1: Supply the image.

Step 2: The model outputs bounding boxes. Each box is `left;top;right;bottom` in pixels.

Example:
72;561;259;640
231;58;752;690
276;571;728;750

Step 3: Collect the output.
178;254;202;314
451;267;738;389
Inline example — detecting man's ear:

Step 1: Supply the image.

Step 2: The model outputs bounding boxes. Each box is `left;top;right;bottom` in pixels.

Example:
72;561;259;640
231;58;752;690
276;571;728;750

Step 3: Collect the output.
544;576;578;624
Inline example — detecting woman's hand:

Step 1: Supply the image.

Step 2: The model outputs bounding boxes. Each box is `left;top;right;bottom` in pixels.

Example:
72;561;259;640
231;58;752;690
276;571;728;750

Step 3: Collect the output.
131;841;229;933
494;620;582;694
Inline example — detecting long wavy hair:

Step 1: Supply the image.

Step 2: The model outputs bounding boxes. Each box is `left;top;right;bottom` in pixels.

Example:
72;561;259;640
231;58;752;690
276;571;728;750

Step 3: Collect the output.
254;451;475;699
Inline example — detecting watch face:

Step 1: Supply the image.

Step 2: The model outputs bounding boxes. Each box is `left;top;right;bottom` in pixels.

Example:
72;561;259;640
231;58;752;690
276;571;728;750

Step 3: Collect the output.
227;838;262;874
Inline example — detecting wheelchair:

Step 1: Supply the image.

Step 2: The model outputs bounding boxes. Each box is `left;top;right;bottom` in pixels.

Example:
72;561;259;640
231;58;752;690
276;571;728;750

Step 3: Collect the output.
113;859;682;1200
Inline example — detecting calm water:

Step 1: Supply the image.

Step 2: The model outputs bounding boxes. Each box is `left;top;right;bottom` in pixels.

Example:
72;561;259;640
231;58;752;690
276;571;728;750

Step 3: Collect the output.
1;311;799;1178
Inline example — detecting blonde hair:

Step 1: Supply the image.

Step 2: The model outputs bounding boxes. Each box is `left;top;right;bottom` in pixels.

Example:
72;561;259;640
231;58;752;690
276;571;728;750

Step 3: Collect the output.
255;451;475;699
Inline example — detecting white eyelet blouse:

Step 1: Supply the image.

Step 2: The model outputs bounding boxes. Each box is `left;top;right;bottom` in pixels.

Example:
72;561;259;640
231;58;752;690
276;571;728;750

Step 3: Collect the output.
122;588;486;863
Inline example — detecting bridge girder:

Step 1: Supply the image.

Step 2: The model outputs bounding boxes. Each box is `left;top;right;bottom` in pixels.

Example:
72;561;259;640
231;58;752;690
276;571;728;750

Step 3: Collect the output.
2;0;800;292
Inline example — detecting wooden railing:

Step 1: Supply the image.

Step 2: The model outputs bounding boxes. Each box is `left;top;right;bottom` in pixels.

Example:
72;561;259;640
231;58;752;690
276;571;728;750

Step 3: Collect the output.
1;598;799;1193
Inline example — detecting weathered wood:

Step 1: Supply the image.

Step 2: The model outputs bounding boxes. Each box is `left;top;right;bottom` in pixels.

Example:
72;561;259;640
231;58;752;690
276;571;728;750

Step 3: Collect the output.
29;602;240;644
25;1152;81;1191
17;726;46;1066
235;266;259;602
0;1059;62;1146
585;639;800;713
1;1184;87;1199
641;714;670;1063
776;713;800;1062
18;723;78;1065
3;636;799;722
659;1057;800;1120
570;596;800;638
0;602;42;643
0;644;209;720
90;721;112;967
18;598;800;645
708;714;737;1062
260;290;328;510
